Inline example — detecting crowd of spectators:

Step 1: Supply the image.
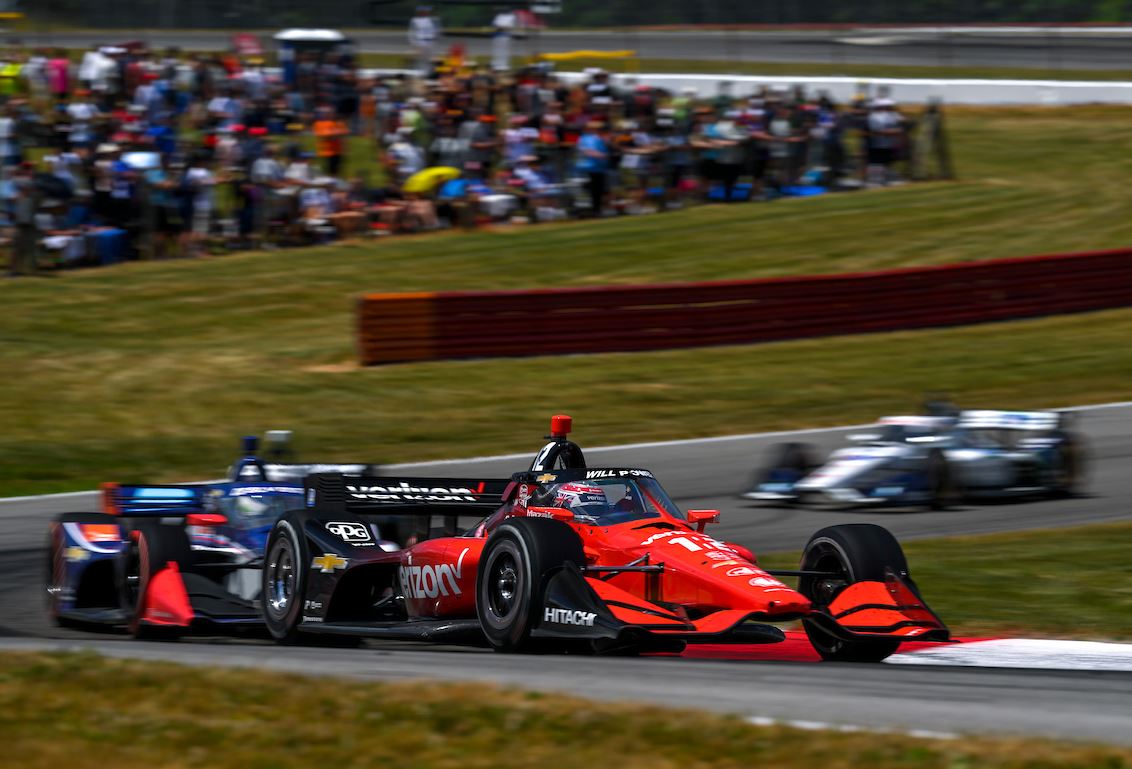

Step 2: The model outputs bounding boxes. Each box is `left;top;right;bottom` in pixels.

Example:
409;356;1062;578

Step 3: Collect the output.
0;40;939;275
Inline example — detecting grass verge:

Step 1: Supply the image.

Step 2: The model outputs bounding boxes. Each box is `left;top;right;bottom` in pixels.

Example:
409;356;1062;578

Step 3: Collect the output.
4;107;1132;494
3;651;1131;768
760;522;1132;641
3;302;1132;496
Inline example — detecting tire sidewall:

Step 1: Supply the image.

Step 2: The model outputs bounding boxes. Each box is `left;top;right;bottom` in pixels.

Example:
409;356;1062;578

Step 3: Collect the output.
262;517;308;642
798;524;907;662
475;517;584;652
476;529;533;650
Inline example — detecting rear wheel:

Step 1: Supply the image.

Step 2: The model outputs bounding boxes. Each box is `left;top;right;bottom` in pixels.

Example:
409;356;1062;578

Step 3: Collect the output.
476;517;585;652
925;449;958;510
798;523;910;662
115;521;191;640
262;513;309;643
45;512;118;627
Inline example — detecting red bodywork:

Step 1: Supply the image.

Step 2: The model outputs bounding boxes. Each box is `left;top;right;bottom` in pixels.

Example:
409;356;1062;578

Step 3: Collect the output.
393;479;944;644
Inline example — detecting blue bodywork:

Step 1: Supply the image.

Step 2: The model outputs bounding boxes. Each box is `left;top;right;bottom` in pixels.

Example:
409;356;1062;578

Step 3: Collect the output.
48;441;373;628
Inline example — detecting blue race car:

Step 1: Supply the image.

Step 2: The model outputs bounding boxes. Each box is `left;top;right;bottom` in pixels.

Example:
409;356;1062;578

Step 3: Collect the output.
45;434;384;637
742;410;1083;510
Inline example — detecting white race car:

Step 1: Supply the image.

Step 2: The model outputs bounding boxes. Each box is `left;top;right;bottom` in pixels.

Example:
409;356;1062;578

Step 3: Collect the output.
743;410;1083;509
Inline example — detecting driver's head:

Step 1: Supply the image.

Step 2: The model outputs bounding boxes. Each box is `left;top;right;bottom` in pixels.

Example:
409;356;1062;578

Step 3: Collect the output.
554;482;609;521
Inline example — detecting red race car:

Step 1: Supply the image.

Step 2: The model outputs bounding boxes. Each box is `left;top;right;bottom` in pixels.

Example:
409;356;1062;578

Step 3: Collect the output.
261;416;948;661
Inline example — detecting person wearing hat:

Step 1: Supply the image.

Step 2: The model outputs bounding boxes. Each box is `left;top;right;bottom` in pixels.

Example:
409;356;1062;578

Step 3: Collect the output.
408;5;441;77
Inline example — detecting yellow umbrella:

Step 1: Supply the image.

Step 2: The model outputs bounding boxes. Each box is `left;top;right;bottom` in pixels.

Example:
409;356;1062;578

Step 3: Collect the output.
403;166;461;194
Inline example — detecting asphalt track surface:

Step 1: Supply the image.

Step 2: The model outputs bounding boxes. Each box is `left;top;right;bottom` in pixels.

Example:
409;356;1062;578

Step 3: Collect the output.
16;28;1132;72
2;401;1131;743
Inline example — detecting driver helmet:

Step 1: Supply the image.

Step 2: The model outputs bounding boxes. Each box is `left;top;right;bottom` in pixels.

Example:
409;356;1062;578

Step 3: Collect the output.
553;482;609;521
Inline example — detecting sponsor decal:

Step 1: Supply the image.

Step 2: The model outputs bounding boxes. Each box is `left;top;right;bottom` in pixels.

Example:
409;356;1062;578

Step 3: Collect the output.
748;575;789;589
585;469;654;479
306;489;316;507
640;530;678;546
304;599;323;611
230;486;304;496
526;510;560;519
726;566;759;577
301;615;324;623
78;524;121;543
325;521;373;544
311;553;348;573
535;473;557;483
705;551;732;561
517;484;533;506
62;546;89;563
711;559;745;569
400;548;469;599
347;482;486;503
544;608;596;627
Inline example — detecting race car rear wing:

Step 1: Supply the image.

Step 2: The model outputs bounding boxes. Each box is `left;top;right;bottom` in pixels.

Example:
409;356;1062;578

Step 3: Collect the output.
101;482;205;517
261;463;378;483
958;410;1063;431
304;473;511;517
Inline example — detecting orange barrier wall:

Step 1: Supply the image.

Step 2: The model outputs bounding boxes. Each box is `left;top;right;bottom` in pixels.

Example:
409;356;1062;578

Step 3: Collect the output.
357;248;1132;365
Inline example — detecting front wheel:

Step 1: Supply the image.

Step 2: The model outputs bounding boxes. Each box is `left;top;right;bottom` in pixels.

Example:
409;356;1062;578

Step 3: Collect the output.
262;513;309;643
475;517;585;653
798;523;910;662
1049;434;1084;497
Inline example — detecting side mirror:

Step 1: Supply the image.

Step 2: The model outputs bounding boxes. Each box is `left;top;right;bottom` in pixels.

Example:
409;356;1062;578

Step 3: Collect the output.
687;509;720;533
186;513;228;527
526;506;575;523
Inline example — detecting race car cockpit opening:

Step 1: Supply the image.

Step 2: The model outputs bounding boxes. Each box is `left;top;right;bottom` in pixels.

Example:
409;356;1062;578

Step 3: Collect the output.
531;476;684;525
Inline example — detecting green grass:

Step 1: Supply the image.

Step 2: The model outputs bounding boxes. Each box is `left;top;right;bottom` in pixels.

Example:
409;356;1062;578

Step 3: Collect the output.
760;522;1132;641
4;106;1132;495
3;652;1131;768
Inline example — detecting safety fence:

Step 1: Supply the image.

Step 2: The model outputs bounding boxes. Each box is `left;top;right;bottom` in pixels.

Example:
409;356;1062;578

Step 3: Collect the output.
357;248;1132;365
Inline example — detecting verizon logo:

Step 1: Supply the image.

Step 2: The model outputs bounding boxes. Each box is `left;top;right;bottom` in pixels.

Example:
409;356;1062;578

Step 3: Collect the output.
400;548;470;599
347;481;485;503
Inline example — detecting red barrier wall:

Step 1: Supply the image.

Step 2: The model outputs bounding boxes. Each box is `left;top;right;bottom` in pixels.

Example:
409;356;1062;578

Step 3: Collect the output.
357;248;1132;365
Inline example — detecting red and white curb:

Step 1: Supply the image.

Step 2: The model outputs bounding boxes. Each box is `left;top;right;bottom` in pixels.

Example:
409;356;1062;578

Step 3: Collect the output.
682;631;1132;671
887;638;1132;672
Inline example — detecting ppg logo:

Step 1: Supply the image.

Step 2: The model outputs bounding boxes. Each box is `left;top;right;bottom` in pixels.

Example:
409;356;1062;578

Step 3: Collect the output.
325;521;372;543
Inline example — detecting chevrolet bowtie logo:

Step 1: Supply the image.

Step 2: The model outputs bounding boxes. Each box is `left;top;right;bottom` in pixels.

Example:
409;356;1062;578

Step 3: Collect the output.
62;546;89;562
311;553;348;573
536;473;557;483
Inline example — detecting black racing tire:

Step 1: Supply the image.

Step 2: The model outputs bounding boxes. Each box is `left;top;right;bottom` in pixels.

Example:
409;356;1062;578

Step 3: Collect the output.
475;517;585;653
1049;433;1084;498
262;511;311;644
798;523;911;663
116;520;192;640
45;512;118;627
925;448;959;510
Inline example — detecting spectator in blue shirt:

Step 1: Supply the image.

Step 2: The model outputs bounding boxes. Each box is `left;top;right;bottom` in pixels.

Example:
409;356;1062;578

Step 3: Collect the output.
575;120;609;217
